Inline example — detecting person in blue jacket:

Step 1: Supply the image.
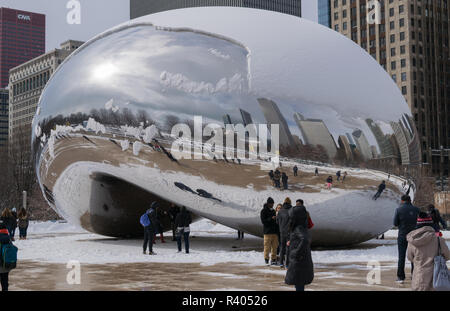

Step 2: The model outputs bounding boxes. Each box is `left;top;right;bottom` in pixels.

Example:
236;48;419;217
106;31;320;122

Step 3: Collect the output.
0;221;13;291
140;202;159;255
393;194;420;283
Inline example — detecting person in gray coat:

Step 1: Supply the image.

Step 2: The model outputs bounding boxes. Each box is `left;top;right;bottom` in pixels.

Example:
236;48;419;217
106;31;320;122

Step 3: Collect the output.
276;198;292;268
285;199;314;291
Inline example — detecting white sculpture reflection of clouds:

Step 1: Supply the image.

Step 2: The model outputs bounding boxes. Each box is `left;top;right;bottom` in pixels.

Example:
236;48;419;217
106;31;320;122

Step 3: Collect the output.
33;7;420;246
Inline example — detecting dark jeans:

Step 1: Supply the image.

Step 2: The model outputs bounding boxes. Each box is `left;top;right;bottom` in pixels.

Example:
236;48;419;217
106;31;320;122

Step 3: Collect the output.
19;226;28;238
397;236;413;280
7;227;15;239
171;223;177;240
274;180;280;188
295;284;304;291
293;171;297;176
143;227;155;253
279;234;289;266
373;191;382;200
0;273;8;291
282;182;288;190
177;231;190;253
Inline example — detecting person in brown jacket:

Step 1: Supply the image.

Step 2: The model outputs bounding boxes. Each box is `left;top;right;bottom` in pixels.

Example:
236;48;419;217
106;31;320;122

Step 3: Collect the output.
407;212;450;291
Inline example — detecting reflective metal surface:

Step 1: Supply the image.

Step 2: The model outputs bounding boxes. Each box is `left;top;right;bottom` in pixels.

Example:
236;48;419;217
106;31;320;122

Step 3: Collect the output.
33;8;420;246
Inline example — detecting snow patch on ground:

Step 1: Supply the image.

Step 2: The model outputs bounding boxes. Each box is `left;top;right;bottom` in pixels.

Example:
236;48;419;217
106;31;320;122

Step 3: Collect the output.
16;219;450;266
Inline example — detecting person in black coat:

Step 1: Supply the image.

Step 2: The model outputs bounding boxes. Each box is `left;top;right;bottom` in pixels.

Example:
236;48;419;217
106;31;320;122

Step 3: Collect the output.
155;206;168;243
268;170;274;186
285;199;314;291
273;170;281;188
281;172;288;190
372;181;386;200
0;221;12;291
427;204;447;230
168;203;180;241
393;195;420;282
277;198;292;268
293;165;298;176
175;206;192;253
260;197;279;265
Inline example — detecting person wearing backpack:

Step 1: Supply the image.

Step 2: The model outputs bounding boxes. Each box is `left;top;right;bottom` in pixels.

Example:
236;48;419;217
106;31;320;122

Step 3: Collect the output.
407;211;450;291
140;202;159;255
0;221;17;291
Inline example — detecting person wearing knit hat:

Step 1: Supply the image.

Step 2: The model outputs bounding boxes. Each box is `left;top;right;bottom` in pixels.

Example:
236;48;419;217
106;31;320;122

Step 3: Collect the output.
260;197;279;265
407;212;450;291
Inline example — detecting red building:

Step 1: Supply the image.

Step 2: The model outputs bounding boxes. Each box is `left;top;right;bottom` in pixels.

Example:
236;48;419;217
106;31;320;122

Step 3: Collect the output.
0;7;45;88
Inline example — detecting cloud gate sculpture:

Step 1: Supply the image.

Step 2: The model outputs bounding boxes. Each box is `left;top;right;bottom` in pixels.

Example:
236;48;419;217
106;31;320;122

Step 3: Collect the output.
32;7;421;246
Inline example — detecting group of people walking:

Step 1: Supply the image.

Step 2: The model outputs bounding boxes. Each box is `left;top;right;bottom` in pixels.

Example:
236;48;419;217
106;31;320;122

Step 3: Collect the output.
140;202;192;255
393;195;449;290
260;197;314;291
0;208;29;241
268;169;289;190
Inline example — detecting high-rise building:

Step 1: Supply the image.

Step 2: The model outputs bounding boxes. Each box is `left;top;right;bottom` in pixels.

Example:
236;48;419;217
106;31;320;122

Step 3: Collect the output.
239;108;254;127
352;129;372;161
130;0;302;19
0;8;45;88
366;118;395;157
321;0;449;176
8;40;84;147
258;98;295;148
338;134;353;161
294;112;338;158
0;87;8;148
318;0;331;27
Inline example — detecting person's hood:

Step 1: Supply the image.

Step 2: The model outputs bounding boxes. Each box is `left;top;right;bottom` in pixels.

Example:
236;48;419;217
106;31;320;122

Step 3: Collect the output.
407;226;436;247
282;203;292;209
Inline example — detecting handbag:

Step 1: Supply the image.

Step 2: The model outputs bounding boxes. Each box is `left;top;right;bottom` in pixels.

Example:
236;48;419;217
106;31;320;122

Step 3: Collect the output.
433;237;450;291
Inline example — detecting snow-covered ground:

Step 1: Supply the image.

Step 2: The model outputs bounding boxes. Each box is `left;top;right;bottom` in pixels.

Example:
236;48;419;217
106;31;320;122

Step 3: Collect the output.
16;219;449;266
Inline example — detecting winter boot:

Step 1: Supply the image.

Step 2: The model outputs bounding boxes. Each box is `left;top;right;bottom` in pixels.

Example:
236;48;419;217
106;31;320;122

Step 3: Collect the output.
265;258;269;265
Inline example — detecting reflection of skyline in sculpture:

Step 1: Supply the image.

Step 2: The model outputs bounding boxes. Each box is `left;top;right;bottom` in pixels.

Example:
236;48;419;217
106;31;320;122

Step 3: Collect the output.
366;118;395;158
294;113;337;159
257;98;295;148
352;129;372;161
338;135;353;161
239;109;254;127
390;114;421;166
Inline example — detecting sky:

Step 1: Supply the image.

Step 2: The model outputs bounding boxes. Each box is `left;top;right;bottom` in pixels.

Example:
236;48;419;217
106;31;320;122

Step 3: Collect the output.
0;0;318;52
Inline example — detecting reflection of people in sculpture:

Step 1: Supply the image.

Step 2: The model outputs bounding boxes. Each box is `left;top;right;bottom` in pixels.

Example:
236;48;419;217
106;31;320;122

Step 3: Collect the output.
315;167;319;176
268;170;274;186
372;180;386;200
273;169;281;188
342;171;348;182
281;172;288;190
326;176;333;190
293;165;298;176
